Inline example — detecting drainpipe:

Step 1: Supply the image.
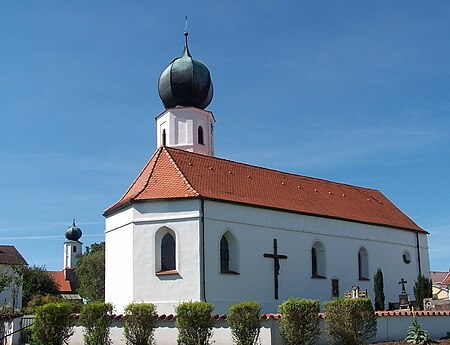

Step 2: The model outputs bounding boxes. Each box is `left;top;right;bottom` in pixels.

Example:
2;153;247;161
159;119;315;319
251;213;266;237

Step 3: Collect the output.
416;232;422;276
200;198;207;302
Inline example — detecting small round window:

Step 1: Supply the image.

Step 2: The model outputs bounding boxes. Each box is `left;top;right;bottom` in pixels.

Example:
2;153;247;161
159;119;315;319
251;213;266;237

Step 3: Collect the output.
403;251;411;264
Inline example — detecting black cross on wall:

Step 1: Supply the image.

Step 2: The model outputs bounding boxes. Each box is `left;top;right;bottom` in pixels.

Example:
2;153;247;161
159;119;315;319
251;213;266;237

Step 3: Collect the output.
263;238;288;300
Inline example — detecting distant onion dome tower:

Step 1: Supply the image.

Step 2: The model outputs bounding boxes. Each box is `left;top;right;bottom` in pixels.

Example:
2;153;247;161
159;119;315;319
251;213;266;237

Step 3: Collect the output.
156;31;216;156
64;219;83;269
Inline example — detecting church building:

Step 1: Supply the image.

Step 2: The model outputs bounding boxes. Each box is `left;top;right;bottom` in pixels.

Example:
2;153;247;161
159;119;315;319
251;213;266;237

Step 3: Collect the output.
104;32;430;314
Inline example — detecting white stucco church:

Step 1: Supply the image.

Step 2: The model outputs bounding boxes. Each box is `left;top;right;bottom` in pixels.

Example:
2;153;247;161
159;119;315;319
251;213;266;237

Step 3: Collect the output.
104;32;430;314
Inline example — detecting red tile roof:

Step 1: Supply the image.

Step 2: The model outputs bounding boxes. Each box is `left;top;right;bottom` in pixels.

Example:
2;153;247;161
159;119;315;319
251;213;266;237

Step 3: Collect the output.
0;245;27;265
105;146;425;233
47;270;75;293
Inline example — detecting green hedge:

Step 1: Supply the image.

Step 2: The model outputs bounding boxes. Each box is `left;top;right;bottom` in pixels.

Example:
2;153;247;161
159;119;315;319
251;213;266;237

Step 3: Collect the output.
323;298;377;345
31;302;75;345
278;298;320;345
175;301;214;345
80;302;114;345
228;301;261;345
124;302;157;345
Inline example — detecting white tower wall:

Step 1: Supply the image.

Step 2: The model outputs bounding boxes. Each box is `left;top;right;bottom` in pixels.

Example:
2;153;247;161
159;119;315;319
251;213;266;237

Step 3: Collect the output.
64;240;82;269
156;107;215;156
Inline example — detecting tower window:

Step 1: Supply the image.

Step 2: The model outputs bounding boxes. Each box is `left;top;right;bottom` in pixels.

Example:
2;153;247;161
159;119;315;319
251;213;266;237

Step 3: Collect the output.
161;233;176;271
162;129;167;146
198;126;204;145
73;247;77;253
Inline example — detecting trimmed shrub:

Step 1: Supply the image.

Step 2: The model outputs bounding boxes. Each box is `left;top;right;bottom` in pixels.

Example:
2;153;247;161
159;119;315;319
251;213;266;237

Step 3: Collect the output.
373;268;385;311
80;302;114;345
278;298;320;345
123;302;157;345
175;301;214;345
324;298;377;345
414;275;432;310
228;301;261;345
25;295;61;314
31;302;75;345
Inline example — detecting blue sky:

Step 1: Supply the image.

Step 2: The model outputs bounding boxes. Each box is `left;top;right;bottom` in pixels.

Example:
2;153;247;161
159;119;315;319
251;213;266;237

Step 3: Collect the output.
1;1;449;273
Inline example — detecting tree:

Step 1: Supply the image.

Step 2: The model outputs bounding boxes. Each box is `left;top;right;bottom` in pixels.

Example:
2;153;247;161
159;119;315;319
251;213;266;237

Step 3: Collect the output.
413;274;432;310
373;268;385;311
22;265;59;307
76;242;105;302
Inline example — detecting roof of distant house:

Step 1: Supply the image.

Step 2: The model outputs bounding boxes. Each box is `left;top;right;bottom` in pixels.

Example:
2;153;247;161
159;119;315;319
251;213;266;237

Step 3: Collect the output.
47;270;76;293
0;245;27;265
105;146;425;233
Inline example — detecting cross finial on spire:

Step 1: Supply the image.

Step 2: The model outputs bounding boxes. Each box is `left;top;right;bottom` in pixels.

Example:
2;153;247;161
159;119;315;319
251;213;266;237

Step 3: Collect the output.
72;218;76;226
182;16;191;57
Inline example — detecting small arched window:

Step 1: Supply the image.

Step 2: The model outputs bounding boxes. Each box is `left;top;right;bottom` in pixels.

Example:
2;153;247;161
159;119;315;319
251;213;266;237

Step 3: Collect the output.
198;126;204;145
358;247;369;280
220;231;239;274
311;241;326;278
161;233;175;271
162;129;167;146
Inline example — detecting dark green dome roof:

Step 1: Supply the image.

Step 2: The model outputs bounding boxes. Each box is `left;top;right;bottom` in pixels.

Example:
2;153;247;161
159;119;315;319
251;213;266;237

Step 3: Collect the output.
65;219;82;241
158;33;213;110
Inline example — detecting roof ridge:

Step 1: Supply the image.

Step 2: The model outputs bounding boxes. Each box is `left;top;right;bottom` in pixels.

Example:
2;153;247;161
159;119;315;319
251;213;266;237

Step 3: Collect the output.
164;147;380;192
132;147;165;200
163;147;199;196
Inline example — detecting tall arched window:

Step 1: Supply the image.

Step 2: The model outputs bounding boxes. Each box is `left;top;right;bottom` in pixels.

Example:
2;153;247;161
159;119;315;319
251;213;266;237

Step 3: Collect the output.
162;129;167;146
161;233;175;271
198;126;204;145
311;241;326;278
220;231;239;274
358;247;369;280
220;236;229;272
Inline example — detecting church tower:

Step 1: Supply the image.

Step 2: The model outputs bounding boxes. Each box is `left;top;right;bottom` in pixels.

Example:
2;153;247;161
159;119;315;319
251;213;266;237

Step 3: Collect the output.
156;31;215;156
64;219;82;269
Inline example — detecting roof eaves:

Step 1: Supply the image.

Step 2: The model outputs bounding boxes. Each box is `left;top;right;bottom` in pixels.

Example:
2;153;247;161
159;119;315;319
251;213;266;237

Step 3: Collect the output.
201;197;427;233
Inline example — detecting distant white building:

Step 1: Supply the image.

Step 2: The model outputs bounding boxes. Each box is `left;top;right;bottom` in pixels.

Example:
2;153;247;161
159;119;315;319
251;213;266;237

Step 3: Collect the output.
0;245;27;310
104;32;430;314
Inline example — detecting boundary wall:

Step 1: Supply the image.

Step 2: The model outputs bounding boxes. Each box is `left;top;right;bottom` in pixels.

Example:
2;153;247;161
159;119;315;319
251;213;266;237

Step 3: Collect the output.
3;311;450;345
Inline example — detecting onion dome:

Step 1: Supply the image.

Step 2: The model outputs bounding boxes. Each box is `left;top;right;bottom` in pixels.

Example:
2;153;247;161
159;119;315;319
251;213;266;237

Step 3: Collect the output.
65;219;82;241
158;32;213;110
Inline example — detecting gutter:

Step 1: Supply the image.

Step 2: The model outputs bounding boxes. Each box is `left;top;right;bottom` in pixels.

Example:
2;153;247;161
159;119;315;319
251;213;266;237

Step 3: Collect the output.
200;198;207;302
416;232;422;276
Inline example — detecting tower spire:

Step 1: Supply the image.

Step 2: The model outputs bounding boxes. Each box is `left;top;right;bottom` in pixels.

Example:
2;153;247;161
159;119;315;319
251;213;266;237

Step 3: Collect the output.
183;16;191;57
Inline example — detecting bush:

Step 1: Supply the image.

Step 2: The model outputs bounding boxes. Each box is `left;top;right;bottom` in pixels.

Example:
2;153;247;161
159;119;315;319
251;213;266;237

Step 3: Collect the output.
414;275;432;310
80;302;114;345
31;302;75;345
25;295;61;314
324;298;377;345
373;268;385;311
175;301;214;345
278;298;320;345
228;301;261;345
124;302;157;345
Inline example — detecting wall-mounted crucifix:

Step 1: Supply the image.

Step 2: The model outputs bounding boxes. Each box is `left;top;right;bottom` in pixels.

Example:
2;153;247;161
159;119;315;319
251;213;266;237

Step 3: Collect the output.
263;238;288;300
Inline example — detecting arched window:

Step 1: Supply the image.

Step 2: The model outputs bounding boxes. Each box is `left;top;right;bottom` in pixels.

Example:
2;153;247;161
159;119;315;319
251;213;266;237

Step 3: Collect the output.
161;233;175;271
162;129;167;146
358;247;369;280
311;241;326;278
220;231;239;274
198;126;204;145
220;236;229;272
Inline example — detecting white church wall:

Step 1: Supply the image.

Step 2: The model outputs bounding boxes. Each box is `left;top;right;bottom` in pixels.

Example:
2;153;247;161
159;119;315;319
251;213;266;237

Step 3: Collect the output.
105;208;135;312
106;200;204;314
203;200;429;314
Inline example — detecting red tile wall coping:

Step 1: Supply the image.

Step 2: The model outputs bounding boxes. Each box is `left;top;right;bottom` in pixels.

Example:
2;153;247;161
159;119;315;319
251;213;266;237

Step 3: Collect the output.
72;310;450;321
